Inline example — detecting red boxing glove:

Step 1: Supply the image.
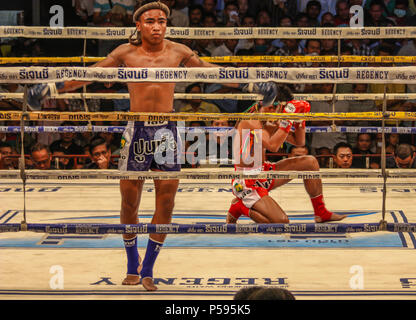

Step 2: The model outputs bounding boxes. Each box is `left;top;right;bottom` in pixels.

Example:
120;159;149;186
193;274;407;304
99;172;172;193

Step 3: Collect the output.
287;100;311;130
278;119;293;133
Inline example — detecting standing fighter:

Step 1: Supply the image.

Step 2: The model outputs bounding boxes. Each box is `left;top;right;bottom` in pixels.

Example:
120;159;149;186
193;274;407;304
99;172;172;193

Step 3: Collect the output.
227;97;346;224
27;0;279;291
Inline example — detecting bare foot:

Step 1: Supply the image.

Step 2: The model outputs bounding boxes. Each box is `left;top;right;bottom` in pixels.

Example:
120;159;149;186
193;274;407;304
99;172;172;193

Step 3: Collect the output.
141;277;158;291
122;274;141;285
315;212;347;223
122;257;142;285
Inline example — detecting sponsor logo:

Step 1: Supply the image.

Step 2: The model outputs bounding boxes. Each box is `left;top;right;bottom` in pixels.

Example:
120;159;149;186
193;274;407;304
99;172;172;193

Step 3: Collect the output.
400;278;416;288
233;183;243;192
90;276;289;288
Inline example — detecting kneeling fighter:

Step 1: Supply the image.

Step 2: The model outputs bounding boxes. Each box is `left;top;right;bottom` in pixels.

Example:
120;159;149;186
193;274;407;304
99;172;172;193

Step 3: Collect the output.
227;92;346;224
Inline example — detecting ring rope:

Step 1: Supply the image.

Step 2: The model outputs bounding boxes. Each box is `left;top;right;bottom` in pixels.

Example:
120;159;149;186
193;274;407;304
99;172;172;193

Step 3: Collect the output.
0;26;414;40
1;222;415;234
5;92;416;101
0;92;263;101
1;25;411;235
1;126;415;134
0;111;414;122
0;169;415;180
2;66;416;84
2;55;416;65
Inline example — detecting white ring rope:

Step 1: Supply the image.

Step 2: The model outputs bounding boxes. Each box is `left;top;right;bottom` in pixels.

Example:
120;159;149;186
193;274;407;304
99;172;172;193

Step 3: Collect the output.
3;92;416;101
0;67;416;84
2;66;416;84
0;26;414;40
1;126;415;134
0;169;415;181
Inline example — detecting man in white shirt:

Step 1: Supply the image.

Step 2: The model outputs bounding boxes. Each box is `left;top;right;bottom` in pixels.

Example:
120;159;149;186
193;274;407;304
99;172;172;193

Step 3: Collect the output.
211;38;239;56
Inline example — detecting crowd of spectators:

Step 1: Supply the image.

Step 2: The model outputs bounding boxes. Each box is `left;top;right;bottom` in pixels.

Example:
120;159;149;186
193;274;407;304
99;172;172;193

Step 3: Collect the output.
1;0;416;169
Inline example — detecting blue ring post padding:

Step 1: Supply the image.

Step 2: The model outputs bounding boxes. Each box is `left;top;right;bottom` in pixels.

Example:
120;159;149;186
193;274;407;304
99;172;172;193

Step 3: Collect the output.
1;223;416;234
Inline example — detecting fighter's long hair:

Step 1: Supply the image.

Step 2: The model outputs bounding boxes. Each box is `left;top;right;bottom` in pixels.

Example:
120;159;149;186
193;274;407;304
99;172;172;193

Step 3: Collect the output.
129;0;170;46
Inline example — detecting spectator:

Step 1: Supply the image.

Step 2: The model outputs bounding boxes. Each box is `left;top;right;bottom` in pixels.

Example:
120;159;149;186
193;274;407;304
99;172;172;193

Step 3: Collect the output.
309;83;349;155
304;38;321;56
320;11;335;25
369;45;406;113
252;38;274;55
160;0;189;27
305;0;322;26
235;14;257;53
256;9;272;26
352;133;380;169
49;122;84;168
93;0;134;26
179;83;222;124
97;127;121;156
237;0;249;18
386;133;400;154
295;12;310;26
320;26;337;55
388;0;411;26
0;142;16;170
247;287;296;300
221;1;241;25
346;84;378;146
297;0;336;17
205;69;241;112
315;146;332;168
333;0;350;27
180;83;220;113
365;0;390;26
288;144;310;157
211;37;239;56
333;142;353;169
295;39;321;93
174;0;190;16
30;143;54;170
193;37;213;56
365;0;397;17
50;123;84;155
336;45;354;92
201;12;220;53
74;0;95;26
233;286;264;300
274;38;303;65
386;143;416;168
188;4;205;26
92;0;135;56
202;0;218;17
52;148;72;169
348;38;376;60
397;38;416;98
270;15;294;50
202;10;218;26
83;136;118;169
259;0;298;26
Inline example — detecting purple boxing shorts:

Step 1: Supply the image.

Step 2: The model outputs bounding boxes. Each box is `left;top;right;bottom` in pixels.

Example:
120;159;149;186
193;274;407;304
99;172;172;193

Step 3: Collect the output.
118;121;181;172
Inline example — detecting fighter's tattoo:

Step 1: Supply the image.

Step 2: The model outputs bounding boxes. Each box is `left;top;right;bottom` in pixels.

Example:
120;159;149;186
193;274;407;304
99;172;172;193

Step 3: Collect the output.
181;51;203;66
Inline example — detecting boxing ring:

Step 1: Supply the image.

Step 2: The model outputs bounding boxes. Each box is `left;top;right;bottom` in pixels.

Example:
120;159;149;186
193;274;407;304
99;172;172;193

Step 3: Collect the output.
1;25;416;300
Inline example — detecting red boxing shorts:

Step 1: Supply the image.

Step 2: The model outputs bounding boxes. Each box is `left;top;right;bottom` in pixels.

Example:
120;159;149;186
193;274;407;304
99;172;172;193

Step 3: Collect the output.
231;162;277;210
